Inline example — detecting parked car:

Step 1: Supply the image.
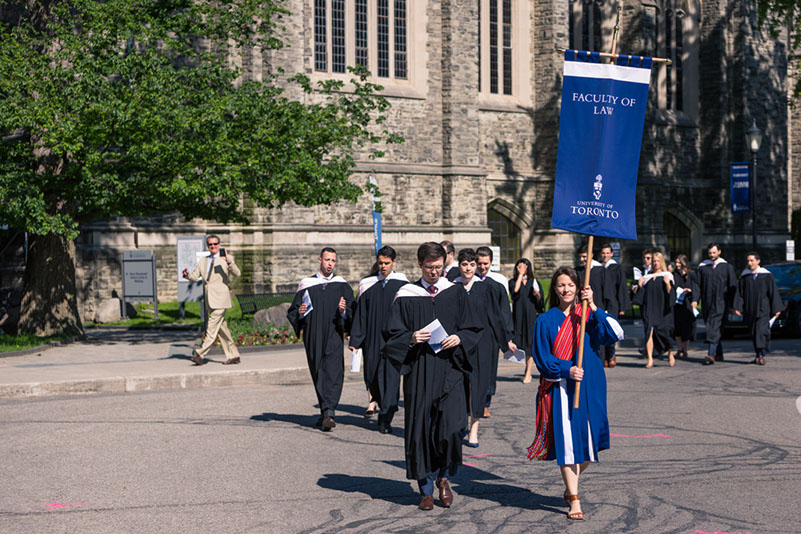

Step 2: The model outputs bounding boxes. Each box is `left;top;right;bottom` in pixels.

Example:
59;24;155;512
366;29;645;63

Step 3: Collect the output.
723;261;801;338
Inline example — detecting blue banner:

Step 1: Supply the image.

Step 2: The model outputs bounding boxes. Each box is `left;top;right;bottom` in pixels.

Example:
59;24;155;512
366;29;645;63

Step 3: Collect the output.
729;162;750;213
551;51;653;241
372;210;382;254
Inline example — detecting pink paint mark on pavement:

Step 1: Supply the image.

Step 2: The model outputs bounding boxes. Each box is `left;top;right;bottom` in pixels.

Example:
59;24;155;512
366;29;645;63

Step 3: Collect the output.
42;503;90;510
694;530;752;534
463;463;479;468
464;454;492;458
611;433;671;439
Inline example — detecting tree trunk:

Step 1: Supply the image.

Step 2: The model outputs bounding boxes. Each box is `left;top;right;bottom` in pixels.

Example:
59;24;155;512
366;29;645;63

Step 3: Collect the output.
18;233;83;336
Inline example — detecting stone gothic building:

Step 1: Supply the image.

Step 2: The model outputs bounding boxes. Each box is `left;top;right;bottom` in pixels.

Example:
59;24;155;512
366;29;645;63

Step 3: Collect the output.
2;0;798;319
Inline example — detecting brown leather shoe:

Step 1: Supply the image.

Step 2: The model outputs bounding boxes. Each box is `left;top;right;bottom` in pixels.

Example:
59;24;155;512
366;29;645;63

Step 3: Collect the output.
603;358;609;368
437;478;453;507
223;357;241;365
322;416;336;431
191;350;205;366
608;356;617;368
418;494;434;511
483;407;491;418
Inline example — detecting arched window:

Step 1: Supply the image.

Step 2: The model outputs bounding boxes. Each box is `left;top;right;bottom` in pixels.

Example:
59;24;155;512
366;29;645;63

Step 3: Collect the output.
569;0;605;52
488;208;521;265
664;212;691;260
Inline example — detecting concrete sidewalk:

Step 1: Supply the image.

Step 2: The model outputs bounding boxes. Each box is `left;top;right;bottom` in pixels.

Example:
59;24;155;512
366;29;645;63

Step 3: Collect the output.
0;328;322;399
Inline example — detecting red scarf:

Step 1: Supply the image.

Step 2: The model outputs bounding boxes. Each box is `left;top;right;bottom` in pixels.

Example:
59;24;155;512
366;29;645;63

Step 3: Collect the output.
527;305;587;461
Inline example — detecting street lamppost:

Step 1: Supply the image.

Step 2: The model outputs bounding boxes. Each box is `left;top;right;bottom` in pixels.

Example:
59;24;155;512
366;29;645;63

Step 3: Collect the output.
746;120;763;251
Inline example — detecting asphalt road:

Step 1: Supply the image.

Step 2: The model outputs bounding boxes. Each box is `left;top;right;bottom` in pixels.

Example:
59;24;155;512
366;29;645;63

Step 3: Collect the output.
1;337;799;534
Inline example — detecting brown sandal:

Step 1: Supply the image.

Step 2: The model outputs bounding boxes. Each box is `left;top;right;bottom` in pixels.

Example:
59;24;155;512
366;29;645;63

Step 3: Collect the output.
566;494;584;520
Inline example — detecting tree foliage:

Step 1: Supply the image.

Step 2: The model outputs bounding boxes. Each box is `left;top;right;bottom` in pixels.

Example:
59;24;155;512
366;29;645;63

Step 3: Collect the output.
759;0;801;96
0;0;401;239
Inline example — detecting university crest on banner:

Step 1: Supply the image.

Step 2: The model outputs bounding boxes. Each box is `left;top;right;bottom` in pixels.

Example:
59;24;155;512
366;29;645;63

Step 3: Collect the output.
551;50;653;241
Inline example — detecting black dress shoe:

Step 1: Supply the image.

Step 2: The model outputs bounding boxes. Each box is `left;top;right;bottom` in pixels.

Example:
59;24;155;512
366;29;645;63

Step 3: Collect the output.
714;353;724;361
322;416;336;431
378;423;392;435
418;494;434;511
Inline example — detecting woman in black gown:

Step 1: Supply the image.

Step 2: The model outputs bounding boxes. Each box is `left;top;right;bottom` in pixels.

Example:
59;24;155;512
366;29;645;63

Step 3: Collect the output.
633;252;676;368
672;254;698;360
509;258;544;383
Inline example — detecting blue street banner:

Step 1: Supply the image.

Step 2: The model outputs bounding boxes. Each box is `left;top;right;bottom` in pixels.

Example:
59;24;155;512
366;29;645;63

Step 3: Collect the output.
729;162;750;213
551;50;653;241
369;175;382;253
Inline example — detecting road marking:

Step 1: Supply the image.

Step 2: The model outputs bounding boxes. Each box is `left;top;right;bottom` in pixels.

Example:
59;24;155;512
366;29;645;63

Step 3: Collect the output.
42;503;90;510
611;433;671;438
796;395;801;416
463;463;479;468
464;454;492;458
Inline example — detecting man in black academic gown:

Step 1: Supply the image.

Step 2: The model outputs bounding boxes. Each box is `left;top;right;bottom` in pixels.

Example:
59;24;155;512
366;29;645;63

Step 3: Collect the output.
441;240;459;281
348;246;408;434
599;243;631;367
695;242;737;365
383;242;481;511
576;244;610;315
287;247;355;431
475;246;515;416
732;252;783;365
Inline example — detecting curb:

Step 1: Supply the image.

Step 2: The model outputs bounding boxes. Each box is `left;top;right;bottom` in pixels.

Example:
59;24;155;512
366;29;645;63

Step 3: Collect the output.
0;366;315;399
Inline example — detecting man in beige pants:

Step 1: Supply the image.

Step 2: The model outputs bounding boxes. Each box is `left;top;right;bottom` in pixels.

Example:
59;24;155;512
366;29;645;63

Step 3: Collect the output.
182;235;241;365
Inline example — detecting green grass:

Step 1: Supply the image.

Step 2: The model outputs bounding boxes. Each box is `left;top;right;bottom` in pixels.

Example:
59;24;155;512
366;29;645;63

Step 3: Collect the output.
100;300;227;327
0;333;74;353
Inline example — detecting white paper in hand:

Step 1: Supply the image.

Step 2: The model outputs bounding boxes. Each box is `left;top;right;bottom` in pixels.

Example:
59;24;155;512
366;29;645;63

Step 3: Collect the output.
423;318;449;353
769;316;777;328
675;287;686;305
692;307;700;318
503;348;527;364
350;348;362;372
302;290;313;317
633;267;643;281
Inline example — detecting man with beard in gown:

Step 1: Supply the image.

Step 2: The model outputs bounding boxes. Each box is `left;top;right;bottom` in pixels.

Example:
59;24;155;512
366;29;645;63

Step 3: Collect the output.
287;247;355;431
475;246;515;416
348;246;408;434
733;252;783;365
599;243;630;367
383;242;481;510
453;248;507;448
696;243;737;365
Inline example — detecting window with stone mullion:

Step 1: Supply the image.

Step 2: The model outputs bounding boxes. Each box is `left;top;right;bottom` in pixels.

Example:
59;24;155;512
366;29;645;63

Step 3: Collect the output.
377;0;390;77
355;0;368;68
502;0;512;95
490;0;499;94
314;0;327;71
331;0;346;73
394;0;407;79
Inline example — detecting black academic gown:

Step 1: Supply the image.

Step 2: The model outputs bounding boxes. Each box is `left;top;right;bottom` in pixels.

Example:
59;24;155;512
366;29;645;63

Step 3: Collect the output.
383;279;481;481
287;274;355;417
697;260;737;344
602;261;631;317
576;262;611;311
445;264;460;281
632;273;676;353
456;278;504;419
483;274;513;396
733;270;784;352
673;270;699;340
509;277;545;356
348;272;407;419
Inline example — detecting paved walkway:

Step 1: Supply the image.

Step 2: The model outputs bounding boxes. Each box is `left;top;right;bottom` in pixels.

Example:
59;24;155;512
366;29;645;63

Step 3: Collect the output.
0;329;317;398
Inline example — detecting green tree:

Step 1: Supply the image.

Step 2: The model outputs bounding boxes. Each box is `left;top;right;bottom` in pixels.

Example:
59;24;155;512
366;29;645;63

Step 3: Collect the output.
0;0;400;335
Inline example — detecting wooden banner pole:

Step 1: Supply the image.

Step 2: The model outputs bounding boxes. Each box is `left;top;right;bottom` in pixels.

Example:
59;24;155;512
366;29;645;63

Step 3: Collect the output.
573;235;593;409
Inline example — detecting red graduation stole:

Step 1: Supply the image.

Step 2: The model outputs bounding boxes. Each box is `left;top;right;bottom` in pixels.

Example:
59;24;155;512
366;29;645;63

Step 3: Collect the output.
526;304;587;461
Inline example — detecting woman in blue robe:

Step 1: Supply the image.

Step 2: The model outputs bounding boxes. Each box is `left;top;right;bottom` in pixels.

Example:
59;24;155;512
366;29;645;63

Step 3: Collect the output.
528;266;623;520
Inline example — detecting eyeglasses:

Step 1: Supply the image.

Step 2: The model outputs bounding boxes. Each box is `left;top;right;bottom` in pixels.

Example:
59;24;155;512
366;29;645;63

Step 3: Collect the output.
207;242;220;247
422;264;443;272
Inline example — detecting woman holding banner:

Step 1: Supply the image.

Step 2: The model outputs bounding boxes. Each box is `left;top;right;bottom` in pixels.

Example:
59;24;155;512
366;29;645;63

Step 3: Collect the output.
633;252;676;368
509;258;544;383
527;267;623;520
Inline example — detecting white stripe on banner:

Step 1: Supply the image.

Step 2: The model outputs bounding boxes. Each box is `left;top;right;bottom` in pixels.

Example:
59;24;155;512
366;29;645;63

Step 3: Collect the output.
564;61;651;84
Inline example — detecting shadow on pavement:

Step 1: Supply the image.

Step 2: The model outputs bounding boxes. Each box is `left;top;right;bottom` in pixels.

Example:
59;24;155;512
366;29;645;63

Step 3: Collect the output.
317;474;418;505
250;412;379;432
